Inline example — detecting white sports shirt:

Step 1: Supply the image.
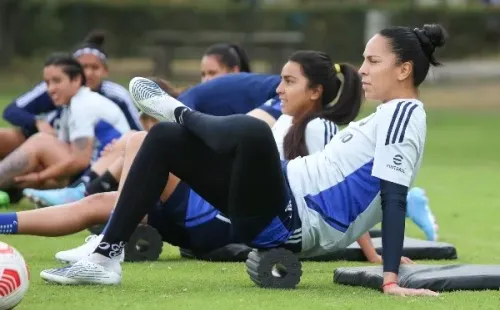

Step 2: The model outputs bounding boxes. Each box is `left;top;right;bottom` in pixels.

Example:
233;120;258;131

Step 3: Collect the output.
272;114;338;159
285;99;427;258
57;87;131;162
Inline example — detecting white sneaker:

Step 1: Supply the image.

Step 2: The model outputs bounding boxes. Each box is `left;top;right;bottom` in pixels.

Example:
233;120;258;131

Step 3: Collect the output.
40;253;122;285
128;77;186;122
55;235;125;264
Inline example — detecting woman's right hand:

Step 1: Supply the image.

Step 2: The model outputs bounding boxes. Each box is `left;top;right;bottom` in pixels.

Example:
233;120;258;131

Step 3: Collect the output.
36;120;56;136
383;283;439;297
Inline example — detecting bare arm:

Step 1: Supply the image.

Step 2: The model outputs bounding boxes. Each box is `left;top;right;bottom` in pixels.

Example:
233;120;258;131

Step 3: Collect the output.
357;232;382;263
39;137;93;181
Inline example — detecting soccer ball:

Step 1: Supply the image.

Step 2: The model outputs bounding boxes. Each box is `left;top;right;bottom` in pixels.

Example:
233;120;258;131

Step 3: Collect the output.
0;242;29;310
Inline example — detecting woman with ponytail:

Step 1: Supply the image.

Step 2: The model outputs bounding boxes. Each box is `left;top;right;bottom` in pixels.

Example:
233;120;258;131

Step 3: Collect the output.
72;31;142;131
272;51;384;263
1;31;141;166
200;43;251;83
275;52;362;161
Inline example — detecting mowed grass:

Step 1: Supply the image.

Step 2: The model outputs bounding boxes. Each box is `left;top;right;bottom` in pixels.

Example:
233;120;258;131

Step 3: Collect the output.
1;84;500;309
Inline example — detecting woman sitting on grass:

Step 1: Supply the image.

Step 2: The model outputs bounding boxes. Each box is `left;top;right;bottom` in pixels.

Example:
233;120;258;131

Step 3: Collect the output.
0;53;130;193
1;51;393;266
39;23;446;297
20;42;281;207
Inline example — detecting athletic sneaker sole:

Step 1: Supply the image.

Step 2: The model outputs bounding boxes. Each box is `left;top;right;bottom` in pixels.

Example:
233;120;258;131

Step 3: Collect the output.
40;270;121;285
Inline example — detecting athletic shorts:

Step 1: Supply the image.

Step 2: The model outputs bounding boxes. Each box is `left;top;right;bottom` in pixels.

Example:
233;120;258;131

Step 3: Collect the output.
147;181;234;252
246;160;302;253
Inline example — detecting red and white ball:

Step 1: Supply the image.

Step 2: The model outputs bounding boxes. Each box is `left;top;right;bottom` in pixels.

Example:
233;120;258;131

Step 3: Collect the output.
0;242;29;310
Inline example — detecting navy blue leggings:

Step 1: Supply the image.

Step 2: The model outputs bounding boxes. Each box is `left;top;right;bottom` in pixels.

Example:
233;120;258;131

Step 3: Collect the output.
96;113;289;256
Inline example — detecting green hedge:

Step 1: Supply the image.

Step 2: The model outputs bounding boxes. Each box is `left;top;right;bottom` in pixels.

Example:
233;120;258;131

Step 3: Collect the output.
9;3;500;62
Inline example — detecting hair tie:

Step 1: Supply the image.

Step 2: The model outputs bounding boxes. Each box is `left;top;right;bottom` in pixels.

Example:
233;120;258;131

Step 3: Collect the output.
72;47;107;63
334;64;341;74
326;64;343;108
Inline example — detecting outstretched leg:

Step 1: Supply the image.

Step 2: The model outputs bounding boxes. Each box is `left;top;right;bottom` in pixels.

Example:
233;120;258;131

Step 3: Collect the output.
0;192;116;236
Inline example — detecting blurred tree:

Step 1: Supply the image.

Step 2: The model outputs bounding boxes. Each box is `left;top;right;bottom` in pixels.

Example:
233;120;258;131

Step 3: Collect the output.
0;0;18;68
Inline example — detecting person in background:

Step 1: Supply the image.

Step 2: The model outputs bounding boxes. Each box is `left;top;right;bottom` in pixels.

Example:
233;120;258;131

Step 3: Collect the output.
0;53;130;193
200;43;252;83
0;30;141;202
22;42;279;207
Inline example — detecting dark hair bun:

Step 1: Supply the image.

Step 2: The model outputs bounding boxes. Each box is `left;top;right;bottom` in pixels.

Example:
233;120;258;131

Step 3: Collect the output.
84;30;107;47
415;24;447;49
414;23;447;66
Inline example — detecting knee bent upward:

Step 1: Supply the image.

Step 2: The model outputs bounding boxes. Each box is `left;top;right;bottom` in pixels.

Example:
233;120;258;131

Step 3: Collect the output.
125;131;148;150
119;130;139;145
229;115;274;142
202;115;276;152
147;122;184;144
23;132;69;154
28;132;60;145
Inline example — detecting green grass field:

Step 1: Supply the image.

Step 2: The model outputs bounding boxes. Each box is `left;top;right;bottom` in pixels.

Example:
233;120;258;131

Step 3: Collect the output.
1;83;500;310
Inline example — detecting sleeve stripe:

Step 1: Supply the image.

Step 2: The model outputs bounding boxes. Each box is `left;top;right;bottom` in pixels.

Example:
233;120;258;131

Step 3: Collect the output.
320;119;337;146
16;82;48;108
398;104;418;143
101;81;143;129
390;102;415;144
323;119;328;146
384;101;404;145
385;101;417;145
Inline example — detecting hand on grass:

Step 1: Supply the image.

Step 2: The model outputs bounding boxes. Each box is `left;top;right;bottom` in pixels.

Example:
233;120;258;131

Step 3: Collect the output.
383;283;439;297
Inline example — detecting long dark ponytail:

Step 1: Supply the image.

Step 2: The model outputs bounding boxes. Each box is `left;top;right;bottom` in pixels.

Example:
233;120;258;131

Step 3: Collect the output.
283;51;363;160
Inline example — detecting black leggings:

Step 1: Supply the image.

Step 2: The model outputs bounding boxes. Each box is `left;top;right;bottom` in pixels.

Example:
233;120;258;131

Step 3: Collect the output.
95;112;289;257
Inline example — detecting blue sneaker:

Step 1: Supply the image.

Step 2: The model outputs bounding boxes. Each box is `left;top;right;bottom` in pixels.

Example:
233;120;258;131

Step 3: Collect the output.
406;187;439;241
23;183;86;208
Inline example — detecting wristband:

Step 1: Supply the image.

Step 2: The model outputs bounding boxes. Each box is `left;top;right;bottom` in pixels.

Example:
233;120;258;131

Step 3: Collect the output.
381;281;398;289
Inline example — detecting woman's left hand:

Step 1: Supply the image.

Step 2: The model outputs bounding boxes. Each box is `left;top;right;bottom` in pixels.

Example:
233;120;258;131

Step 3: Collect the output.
370;255;415;265
14;172;42;188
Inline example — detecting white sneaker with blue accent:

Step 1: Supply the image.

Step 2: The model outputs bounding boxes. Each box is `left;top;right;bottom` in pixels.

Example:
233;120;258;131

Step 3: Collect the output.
40;253;122;285
128;77;187;122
